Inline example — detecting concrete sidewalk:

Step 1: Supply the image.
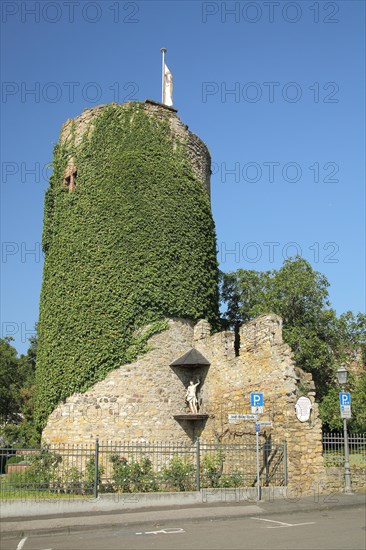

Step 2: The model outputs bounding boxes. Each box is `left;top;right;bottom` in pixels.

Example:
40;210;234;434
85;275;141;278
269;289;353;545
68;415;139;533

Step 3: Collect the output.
1;492;365;539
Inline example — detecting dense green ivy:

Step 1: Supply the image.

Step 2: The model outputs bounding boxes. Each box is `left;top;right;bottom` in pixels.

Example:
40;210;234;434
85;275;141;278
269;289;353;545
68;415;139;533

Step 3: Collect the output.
35;103;219;429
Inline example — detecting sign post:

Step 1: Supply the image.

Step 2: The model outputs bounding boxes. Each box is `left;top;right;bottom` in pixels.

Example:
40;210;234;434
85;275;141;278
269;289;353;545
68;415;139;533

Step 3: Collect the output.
228;393;265;500
255;422;261;501
339;391;352;493
251;393;264;500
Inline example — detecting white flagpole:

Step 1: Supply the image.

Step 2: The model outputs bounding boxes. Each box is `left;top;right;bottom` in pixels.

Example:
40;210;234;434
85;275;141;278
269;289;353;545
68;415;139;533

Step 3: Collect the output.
161;48;166;104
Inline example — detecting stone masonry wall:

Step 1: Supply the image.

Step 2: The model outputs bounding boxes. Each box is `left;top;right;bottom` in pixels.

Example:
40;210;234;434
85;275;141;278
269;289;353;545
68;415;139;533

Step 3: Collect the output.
43;315;327;494
325;467;366;493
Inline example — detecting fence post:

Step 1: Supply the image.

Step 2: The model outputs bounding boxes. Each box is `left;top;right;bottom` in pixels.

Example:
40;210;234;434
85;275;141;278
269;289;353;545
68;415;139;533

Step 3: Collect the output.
255;429;261;501
264;435;270;485
196;438;201;492
283;438;288;486
94;438;99;499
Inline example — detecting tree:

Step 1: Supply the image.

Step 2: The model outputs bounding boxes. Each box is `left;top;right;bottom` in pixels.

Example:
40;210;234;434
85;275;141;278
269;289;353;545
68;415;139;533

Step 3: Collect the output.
17;332;37;420
320;373;366;432
335;312;366;365
0;334;39;447
220;269;270;324
221;257;331;326
0;337;21;424
220;257;366;430
221;258;337;393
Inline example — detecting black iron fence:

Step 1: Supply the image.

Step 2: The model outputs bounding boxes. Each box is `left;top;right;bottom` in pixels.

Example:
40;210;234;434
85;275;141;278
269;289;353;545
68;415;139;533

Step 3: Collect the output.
0;437;286;499
322;433;366;467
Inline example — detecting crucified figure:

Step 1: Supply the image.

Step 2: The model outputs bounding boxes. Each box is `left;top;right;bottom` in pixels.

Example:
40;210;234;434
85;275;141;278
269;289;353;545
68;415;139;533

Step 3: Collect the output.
185;378;200;414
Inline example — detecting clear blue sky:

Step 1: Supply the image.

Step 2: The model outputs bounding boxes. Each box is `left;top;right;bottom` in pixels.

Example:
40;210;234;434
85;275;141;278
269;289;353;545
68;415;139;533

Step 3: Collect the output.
1;1;365;355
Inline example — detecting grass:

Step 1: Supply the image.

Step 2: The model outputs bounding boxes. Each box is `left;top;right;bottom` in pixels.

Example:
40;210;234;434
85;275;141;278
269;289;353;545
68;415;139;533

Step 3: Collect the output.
323;451;366;468
0;489;93;501
0;474;94;500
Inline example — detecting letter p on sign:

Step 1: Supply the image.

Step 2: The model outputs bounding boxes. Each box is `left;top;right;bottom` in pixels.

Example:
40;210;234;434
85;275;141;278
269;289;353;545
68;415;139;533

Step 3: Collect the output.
339;392;351;406
250;393;264;407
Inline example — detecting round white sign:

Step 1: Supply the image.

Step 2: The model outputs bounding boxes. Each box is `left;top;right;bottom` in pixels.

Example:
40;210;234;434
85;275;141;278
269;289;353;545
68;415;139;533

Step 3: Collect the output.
295;396;312;422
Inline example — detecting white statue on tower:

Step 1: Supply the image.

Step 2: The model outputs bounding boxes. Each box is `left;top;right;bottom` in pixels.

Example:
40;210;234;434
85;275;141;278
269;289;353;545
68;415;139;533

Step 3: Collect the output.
185;378;200;414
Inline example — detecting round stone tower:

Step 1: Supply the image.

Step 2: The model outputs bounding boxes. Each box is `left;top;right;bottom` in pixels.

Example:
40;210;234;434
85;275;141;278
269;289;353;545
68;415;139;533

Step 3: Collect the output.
35;100;219;430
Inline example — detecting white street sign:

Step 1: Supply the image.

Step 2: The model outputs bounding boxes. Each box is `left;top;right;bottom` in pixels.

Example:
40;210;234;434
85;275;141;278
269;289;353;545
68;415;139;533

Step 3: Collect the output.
340;404;351;419
251;406;264;414
228;413;258;423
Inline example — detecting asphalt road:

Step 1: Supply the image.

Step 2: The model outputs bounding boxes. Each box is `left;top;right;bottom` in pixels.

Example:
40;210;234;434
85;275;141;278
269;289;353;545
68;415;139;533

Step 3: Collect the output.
4;505;366;550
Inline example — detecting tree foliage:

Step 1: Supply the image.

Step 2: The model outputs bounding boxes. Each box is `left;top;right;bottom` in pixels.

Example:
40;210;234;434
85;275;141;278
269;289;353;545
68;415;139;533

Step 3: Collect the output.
319;373;366;432
0;337;21;424
220;257;366;430
36;103;219;430
0;335;39;447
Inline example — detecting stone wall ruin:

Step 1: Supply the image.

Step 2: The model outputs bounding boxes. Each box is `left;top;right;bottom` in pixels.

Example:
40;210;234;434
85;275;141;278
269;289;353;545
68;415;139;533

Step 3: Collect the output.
43;314;327;494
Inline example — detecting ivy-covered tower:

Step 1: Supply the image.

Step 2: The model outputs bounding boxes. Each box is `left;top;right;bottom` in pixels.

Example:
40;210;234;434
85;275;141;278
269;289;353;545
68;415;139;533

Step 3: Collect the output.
35;100;219;429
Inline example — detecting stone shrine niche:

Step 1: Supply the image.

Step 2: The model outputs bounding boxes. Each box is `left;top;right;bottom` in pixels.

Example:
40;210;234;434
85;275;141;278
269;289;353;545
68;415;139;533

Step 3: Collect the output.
170;348;209;437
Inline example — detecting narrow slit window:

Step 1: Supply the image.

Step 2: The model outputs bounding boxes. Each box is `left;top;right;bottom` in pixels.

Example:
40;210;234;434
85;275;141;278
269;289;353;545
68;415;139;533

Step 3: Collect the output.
64;166;77;192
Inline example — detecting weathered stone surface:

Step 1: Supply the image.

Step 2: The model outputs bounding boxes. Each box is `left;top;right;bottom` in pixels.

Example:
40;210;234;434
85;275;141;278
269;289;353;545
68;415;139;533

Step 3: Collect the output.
325;466;366;492
60;100;211;196
43;314;327;493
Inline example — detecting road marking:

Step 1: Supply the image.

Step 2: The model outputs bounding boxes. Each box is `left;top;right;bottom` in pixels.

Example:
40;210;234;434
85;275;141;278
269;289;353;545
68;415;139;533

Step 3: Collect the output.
16;538;28;550
251;517;315;529
136;527;185;536
265;523;316;529
251;518;292;527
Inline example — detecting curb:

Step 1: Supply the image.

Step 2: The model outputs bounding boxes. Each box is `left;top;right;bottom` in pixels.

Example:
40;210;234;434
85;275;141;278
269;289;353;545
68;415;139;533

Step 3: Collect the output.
1;493;365;540
1;504;264;539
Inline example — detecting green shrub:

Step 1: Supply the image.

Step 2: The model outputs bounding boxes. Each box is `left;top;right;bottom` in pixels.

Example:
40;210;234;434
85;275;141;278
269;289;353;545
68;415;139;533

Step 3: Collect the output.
57;466;84;494
85;456;104;492
4;449;63;493
201;449;225;488
110;453;158;493
161;454;195;491
200;449;243;488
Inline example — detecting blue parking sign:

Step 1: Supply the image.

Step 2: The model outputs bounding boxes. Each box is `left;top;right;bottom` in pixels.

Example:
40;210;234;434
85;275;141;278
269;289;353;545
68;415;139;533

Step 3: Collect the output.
339;392;351;406
250;393;264;407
